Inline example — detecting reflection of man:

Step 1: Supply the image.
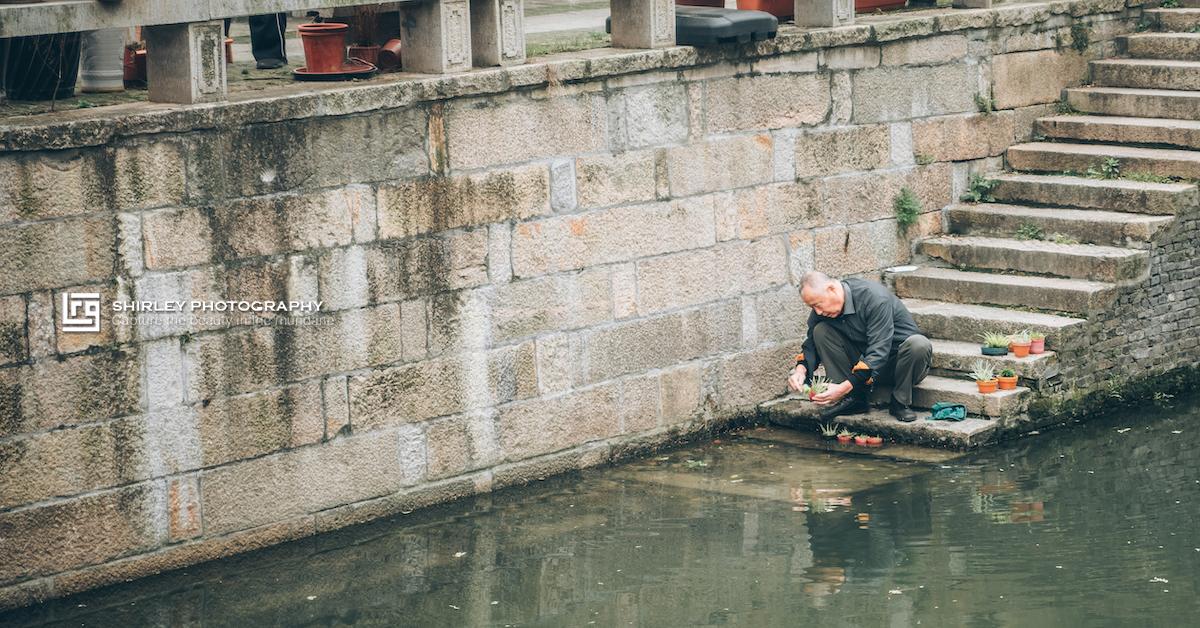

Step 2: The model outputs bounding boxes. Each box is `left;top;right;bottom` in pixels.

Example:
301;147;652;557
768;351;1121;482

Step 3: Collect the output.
787;271;932;423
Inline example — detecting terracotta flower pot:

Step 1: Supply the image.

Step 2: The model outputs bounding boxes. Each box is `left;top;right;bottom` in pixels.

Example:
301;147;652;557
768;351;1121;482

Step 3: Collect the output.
1030;338;1045;354
378;38;402;71
867;436;883;446
854;435;869;446
348;44;380;66
224;37;233;64
1010;342;1031;358
977;379;999;394
123;47;147;88
738;0;793;18
298;22;349;73
856;0;907;12
998;375;1018;390
836;434;852;444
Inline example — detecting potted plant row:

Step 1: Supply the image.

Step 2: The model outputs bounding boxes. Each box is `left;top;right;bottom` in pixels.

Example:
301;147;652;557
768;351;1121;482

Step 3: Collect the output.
821;425;882;446
979;329;1049;357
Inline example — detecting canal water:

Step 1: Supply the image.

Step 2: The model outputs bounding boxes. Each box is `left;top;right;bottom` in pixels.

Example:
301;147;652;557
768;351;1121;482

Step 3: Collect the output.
4;398;1199;627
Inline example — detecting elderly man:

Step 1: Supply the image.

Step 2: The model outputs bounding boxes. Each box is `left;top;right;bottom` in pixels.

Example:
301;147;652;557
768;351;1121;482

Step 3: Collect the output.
787;271;932;423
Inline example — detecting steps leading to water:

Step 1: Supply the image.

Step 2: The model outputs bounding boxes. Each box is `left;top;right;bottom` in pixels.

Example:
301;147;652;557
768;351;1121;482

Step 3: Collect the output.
1036;115;1200;150
1007;141;1200;180
892;266;1117;314
946;203;1173;246
989;172;1196;214
919;235;1149;282
1065;86;1200;120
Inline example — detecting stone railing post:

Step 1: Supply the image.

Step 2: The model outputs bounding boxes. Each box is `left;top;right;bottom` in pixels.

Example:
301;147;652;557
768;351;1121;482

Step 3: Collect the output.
143;20;227;104
471;0;526;67
794;0;854;27
609;0;675;49
399;0;473;73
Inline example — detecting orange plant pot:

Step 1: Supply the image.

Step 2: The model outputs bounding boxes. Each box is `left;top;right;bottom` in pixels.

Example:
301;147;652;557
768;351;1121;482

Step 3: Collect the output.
977;379;998;394
298;22;349;73
1010;342;1031;358
998;375;1018;390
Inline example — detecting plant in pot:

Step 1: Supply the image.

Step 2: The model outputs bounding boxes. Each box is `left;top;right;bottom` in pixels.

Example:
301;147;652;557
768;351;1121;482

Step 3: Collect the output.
971;360;998;394
998;368;1018;390
1009;329;1032;358
980;332;1010;356
837;428;854;444
804;375;830;401
348;5;381;66
1029;331;1046;354
819;422;842;439
867;435;883;447
854;434;870;446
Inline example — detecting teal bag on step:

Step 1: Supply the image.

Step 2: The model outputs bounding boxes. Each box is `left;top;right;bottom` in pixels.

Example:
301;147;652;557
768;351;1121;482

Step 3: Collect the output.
927;402;967;422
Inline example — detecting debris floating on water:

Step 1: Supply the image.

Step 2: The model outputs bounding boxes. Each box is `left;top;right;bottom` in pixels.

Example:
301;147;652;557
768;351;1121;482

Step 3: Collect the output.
306;596;316;601
1116;428;1132;433
454;552;467;558
889;589;903;595
1150;577;1169;583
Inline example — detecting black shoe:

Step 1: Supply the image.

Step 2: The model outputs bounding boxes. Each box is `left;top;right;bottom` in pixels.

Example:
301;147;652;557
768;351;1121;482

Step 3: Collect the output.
817;395;869;421
889;400;919;423
256;58;286;70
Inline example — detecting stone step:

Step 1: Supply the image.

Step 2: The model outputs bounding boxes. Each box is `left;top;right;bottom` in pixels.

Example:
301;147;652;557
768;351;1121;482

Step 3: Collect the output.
919;235;1149;282
989;172;1196;215
946;203;1173;247
1065;86;1200;121
1124;32;1200;60
759;399;1000;449
1036;115;1200;150
886;374;1030;419
1144;8;1200;32
891;266;1117;314
1092;58;1200;91
930;338;1059;383
903;298;1087;348
1007;141;1200;180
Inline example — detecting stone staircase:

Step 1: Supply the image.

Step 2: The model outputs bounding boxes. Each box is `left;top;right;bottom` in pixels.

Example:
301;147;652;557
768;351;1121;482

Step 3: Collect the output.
882;4;1200;427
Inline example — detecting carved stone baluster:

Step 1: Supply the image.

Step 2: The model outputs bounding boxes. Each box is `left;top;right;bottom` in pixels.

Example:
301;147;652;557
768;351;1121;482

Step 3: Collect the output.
610;0;675;49
143;20;227;104
472;0;526;67
400;0;473;73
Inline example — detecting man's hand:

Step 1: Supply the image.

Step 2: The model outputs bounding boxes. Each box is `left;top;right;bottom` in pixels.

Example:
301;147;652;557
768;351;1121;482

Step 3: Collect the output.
812;380;853;405
787;365;807;393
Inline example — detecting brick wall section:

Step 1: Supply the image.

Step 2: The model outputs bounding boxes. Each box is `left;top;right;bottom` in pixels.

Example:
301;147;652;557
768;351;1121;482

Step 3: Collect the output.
0;0;1147;609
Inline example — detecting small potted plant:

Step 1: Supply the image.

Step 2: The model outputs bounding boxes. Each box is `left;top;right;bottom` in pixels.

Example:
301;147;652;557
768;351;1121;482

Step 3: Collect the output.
971;360;998;394
819;422;842;439
867;435;883;447
1030;331;1046;354
998;368;1018;390
1009;329;1032;358
980;332;1010;356
837;429;854;444
854;434;870;446
804;375;830;400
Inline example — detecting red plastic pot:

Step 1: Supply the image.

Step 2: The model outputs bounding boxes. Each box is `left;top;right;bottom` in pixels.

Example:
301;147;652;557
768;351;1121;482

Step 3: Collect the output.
348;44;380;66
856;0;907;12
378;38;402;71
123;47;146;87
867;436;883;447
1030;338;1045;354
854;435;869;446
738;0;793;18
836;434;852;444
298;22;349;73
224;37;233;64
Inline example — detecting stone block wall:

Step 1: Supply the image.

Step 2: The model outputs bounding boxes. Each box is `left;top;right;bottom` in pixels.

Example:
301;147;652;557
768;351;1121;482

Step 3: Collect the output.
0;0;1145;609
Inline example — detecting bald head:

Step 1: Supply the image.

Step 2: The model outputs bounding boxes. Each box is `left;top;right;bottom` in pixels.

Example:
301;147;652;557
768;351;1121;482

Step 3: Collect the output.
800;271;845;318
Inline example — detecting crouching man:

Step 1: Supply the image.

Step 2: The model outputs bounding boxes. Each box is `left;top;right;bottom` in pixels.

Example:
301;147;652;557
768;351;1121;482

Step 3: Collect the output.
787;271;932;423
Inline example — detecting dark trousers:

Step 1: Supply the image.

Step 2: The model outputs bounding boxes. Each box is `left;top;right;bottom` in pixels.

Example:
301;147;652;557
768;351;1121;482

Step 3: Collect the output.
812;322;932;406
225;14;288;64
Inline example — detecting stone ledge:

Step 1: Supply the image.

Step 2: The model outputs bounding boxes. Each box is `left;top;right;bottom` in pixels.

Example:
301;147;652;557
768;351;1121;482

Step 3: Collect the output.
0;0;1136;153
760;396;1003;448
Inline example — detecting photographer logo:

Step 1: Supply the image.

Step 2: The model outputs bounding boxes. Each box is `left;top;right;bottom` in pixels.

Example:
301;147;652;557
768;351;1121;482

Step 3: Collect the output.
62;293;102;333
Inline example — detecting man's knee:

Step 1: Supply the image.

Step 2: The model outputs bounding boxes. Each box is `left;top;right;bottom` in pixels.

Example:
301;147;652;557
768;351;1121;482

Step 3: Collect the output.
901;334;932;359
812;321;835;342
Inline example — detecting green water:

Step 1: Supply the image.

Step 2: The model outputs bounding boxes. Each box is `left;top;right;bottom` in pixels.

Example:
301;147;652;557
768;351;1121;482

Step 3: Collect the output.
5;399;1200;627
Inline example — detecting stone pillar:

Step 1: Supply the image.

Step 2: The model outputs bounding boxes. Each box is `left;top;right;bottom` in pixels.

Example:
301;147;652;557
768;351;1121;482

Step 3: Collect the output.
144;20;226;104
399;0;472;73
793;0;854;28
471;0;526;67
609;0;675;49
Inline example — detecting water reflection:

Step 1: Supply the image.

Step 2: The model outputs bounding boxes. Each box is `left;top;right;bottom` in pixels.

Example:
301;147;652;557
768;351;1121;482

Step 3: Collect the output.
4;399;1200;627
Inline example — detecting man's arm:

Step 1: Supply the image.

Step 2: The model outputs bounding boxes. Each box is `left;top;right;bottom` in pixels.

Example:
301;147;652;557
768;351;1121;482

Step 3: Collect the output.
851;298;894;389
797;310;821;381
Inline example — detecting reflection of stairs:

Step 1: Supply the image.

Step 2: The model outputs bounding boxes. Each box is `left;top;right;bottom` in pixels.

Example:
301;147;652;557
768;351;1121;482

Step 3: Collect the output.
883;8;1200;423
